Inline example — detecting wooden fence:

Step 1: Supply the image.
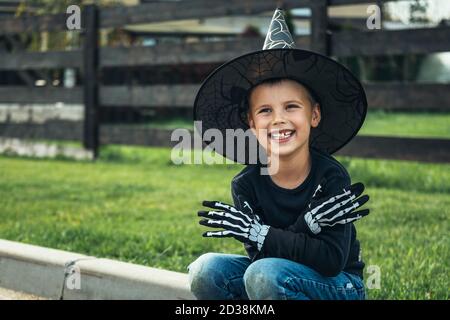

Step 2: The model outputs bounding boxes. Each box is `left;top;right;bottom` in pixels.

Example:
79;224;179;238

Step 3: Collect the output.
0;0;449;162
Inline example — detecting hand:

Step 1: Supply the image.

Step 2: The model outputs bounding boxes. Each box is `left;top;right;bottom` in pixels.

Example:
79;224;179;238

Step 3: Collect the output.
304;182;370;234
198;201;270;251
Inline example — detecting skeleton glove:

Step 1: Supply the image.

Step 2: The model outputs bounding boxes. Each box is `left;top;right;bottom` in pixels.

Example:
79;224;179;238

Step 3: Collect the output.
304;182;370;235
198;201;270;251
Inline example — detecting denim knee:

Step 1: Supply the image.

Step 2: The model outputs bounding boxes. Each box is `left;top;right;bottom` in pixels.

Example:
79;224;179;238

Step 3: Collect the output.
188;253;220;296
243;259;287;300
189;253;244;299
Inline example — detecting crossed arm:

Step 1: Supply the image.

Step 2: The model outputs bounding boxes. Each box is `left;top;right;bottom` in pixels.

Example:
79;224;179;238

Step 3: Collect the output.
198;182;370;252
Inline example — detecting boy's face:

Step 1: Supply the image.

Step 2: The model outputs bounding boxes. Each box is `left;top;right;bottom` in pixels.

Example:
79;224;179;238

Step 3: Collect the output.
247;79;321;158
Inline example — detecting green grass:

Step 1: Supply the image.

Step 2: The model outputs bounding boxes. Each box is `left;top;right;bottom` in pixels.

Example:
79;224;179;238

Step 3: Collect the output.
0;145;448;300
359;111;450;139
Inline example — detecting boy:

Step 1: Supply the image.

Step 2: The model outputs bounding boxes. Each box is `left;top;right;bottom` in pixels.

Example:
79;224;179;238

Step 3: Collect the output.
189;8;370;300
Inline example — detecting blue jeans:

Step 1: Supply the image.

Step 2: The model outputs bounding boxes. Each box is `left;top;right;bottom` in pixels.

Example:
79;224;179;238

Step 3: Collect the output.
187;253;365;300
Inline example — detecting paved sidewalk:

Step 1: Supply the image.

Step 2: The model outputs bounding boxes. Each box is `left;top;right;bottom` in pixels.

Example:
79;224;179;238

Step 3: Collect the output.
0;287;47;300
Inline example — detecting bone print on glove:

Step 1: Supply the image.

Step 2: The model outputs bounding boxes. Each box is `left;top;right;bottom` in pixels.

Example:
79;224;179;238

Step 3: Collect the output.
198;201;270;251
304;182;370;235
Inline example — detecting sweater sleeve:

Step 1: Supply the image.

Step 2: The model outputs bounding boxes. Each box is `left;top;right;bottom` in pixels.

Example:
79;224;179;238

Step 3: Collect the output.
231;179;261;260
258;173;353;277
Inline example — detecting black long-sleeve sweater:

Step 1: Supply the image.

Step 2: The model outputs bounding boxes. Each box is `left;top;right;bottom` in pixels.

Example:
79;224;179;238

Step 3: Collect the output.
231;147;365;279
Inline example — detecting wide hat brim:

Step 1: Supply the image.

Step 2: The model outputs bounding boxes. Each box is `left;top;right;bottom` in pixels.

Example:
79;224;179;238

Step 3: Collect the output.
193;48;367;164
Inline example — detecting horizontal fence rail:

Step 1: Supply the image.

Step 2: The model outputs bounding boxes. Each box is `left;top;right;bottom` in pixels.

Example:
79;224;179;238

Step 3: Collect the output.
0;87;83;104
1;37;304;70
0;50;82;70
0;83;449;111
336;135;450;162
332;26;450;56
364;83;450;111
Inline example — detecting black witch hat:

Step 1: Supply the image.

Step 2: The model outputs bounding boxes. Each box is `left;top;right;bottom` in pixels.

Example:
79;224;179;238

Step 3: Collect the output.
193;8;367;164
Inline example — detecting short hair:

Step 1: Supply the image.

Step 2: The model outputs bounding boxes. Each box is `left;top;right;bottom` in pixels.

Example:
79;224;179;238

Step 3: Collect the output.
247;77;319;109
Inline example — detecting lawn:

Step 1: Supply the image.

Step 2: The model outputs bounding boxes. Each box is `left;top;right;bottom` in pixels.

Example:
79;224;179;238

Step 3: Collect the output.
359;111;450;139
0;145;448;300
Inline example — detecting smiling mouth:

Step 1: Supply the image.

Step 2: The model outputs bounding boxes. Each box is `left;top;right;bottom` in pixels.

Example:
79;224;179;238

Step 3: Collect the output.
268;129;296;143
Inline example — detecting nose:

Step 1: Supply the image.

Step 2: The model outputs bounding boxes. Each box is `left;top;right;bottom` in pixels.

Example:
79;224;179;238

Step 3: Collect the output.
271;108;287;126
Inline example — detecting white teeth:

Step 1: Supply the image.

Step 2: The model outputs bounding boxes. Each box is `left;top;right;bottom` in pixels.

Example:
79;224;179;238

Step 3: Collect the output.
271;131;293;140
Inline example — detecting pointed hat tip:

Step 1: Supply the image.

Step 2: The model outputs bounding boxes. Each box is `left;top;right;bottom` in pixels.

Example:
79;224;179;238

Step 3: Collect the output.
262;7;295;50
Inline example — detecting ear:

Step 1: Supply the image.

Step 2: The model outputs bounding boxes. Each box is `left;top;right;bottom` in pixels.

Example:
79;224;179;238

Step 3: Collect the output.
247;113;257;135
311;103;321;128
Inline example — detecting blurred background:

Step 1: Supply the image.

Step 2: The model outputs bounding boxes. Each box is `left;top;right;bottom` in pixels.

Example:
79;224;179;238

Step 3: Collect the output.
0;0;448;300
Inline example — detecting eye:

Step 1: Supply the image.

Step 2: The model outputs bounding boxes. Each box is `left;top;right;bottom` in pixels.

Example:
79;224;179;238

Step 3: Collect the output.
286;104;300;109
258;107;271;114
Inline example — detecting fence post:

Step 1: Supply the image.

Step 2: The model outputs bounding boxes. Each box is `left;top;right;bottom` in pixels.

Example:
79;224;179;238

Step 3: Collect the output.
82;4;99;159
310;0;329;55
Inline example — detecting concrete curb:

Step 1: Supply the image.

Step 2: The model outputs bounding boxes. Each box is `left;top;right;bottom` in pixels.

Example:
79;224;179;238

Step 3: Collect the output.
0;239;195;300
